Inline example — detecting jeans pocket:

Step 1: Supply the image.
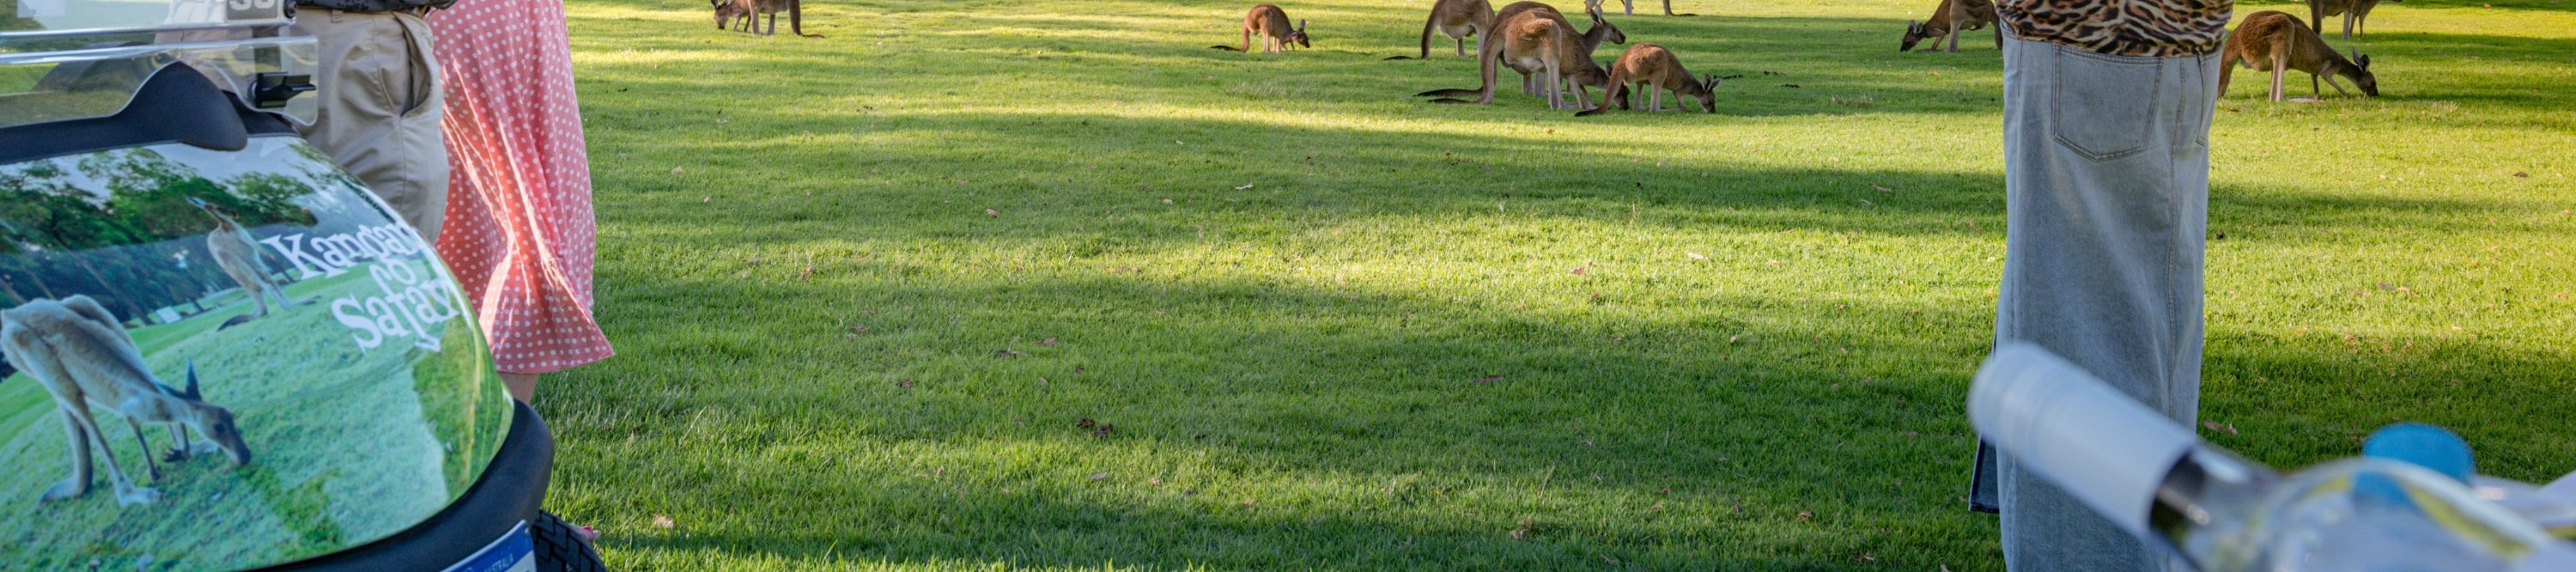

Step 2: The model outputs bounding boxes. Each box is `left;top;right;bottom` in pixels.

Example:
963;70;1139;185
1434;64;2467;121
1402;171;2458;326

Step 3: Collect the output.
2050;46;2160;161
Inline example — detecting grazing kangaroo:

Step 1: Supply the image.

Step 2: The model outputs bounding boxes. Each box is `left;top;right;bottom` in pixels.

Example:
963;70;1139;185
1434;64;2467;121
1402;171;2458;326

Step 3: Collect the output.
1515;1;1618;98
1489;5;1605;108
1615;0;1696;16
711;0;823;39
3;295;252;507
1575;43;1734;116
1899;0;1997;52
189;198;296;331
1472;0;1576;97
1384;0;1495;60
1210;4;1310;53
1418;1;1621;105
2309;0;2392;40
2220;11;2379;101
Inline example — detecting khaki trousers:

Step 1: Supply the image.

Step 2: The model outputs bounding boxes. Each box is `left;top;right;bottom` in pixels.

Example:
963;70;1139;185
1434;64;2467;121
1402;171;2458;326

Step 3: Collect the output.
291;9;450;243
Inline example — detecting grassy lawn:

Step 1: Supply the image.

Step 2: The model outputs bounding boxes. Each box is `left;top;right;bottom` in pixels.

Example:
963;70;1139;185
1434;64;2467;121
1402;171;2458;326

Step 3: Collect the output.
545;0;2575;568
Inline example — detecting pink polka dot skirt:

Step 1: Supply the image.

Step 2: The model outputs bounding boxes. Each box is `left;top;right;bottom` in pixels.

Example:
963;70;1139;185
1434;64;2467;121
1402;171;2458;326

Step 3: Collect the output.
428;0;615;374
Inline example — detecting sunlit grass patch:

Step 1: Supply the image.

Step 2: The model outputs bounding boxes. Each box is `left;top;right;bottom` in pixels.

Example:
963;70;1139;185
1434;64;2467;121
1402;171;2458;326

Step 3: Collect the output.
550;0;2576;568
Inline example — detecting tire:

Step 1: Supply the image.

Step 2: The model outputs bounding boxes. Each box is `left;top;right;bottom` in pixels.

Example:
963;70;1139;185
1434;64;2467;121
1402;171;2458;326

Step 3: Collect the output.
531;511;606;572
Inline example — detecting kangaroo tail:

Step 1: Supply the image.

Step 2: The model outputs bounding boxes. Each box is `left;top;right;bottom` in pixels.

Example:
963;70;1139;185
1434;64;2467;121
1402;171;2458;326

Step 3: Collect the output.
1210;46;1244;51
1416;88;1481;97
2216;48;2237;94
1582;67;1627;115
1427;98;1479;104
1417;11;1437;59
791;0;823;38
1467;32;1500;104
1385;55;1416;60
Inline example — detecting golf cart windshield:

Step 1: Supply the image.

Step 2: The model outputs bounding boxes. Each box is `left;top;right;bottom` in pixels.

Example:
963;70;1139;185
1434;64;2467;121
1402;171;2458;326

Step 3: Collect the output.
3;0;315;129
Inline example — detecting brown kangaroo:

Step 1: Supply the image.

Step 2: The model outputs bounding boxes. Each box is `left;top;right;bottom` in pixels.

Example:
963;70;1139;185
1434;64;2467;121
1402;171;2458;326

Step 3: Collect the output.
2309;0;2394;40
1575;43;1735;116
712;0;823;39
2220;11;2380;100
1210;4;1311;53
1385;0;1496;60
1477;0;1577;97
1498;14;1586;108
1417;0;1622;105
1490;5;1604;108
1899;0;1997;52
3;296;252;507
1614;0;1696;15
187;198;296;331
1522;1;1624;96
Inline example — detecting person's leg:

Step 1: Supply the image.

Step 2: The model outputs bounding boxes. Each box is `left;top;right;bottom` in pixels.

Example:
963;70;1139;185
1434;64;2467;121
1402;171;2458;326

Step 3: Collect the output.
1990;33;2218;571
291;9;451;242
503;372;538;402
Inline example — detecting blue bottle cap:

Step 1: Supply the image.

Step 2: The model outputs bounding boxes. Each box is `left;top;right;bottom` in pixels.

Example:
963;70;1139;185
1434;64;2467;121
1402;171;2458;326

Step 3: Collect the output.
2362;422;2476;484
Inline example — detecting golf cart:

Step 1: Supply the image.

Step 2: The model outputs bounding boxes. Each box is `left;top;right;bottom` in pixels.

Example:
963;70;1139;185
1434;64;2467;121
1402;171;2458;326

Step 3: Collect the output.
1;2;601;569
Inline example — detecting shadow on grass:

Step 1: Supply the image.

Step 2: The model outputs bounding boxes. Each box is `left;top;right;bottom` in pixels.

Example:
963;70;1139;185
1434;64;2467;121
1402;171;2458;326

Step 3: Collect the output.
559;268;2574;569
566;275;2000;569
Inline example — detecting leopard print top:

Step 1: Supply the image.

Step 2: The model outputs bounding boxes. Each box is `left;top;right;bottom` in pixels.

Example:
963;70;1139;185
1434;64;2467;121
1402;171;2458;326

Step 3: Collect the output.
1996;0;2234;57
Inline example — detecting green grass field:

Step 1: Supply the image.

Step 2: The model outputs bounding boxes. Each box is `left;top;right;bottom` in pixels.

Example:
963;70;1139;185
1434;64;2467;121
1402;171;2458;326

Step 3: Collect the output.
547;0;2575;568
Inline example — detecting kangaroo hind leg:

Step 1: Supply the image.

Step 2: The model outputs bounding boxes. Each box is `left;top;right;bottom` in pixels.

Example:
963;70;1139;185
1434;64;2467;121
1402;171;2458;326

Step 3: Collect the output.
62;405;156;505
42;408;95;502
1535;60;1556;109
2269;50;2287;101
246;280;273;318
267;277;297;311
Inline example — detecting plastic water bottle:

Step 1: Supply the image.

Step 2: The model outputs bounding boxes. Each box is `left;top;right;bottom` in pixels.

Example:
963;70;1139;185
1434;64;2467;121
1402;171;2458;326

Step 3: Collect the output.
2479;476;2576;540
1968;343;2576;571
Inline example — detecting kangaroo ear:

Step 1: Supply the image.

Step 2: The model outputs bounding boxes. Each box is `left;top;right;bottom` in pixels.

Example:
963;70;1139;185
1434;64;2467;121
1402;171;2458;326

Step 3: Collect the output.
1298;19;1307;31
2356;52;2370;68
184;359;203;401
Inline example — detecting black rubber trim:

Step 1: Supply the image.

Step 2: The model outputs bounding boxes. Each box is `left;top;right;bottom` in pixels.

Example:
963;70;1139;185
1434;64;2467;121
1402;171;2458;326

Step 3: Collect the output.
0;61;301;165
241;104;298;137
258;400;554;571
